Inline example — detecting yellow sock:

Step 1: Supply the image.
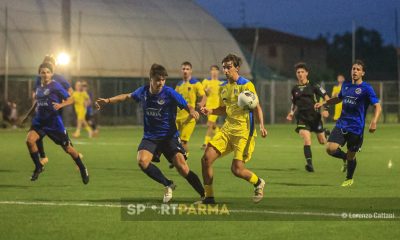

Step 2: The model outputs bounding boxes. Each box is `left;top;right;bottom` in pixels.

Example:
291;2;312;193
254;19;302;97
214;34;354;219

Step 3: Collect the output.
204;136;211;145
249;173;259;185
204;185;214;198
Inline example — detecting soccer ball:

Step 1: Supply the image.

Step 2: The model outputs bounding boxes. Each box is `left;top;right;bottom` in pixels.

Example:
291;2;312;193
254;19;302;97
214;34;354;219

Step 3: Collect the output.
237;90;258;110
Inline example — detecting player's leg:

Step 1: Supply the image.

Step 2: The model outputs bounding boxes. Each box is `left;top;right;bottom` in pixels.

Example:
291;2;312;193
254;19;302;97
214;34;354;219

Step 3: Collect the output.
201;145;221;203
26;129;43;180
341;133;363;187
73;107;83;138
326;127;347;172
36;137;48;166
179;119;196;153
202;115;218;149
299;129;314;172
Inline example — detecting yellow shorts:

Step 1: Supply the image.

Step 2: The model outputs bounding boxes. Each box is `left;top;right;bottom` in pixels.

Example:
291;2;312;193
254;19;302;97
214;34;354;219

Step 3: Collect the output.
209;131;255;162
74;107;87;121
207;114;218;123
176;118;196;142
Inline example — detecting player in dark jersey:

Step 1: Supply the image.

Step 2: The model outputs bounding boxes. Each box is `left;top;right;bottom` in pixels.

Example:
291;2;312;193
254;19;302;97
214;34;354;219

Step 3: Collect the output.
96;64;204;203
286;62;330;172
315;60;381;187
24;62;89;184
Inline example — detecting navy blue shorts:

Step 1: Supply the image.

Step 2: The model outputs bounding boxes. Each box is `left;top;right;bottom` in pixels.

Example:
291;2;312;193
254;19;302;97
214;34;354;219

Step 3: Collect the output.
138;137;187;163
328;127;363;152
30;126;72;147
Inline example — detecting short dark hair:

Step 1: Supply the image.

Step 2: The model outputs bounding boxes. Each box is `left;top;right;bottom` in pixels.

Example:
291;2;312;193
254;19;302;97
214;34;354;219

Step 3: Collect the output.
42;55;56;65
149;63;168;79
222;54;242;67
38;62;54;73
210;65;219;70
181;61;192;68
294;62;309;72
353;59;366;71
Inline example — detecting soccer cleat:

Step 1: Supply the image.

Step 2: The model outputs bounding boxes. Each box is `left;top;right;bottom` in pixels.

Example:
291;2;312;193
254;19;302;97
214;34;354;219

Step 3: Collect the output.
341;162;347;173
40;157;49;166
305;164;314;172
30;167;44;181
80;168;89;184
341;178;354;187
163;183;176;203
253;178;266;203
201;197;216;204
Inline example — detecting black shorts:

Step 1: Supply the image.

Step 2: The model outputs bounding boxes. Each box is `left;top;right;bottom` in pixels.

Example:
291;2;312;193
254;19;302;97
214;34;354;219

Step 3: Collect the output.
30;126;72;147
295;111;324;133
328;127;363;152
138;137;187;163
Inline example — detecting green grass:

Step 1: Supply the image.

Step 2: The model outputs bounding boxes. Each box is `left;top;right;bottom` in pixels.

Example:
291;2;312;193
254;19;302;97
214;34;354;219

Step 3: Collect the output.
0;124;399;239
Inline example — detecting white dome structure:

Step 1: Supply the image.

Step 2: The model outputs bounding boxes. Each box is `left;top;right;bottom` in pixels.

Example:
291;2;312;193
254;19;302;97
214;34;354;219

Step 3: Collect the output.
0;0;251;79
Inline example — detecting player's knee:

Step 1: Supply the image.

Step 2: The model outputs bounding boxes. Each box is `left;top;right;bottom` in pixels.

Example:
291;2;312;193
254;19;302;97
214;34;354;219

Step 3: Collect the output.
201;154;212;168
326;145;336;155
230;164;242;177
137;158;150;169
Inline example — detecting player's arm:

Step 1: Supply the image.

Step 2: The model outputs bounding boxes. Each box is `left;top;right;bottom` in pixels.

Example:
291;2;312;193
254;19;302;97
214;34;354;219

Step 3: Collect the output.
286;90;296;121
196;82;207;108
321;94;330;118
315;97;342;109
254;103;267;138
53;96;74;110
198;94;207;108
200;105;226;116
20;101;37;124
369;103;381;133
95;93;131;110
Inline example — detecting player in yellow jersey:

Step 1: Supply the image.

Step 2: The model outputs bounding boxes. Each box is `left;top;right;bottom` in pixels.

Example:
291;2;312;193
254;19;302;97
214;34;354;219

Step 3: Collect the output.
72;81;93;138
200;54;268;204
201;65;224;150
331;74;345;121
175;61;207;154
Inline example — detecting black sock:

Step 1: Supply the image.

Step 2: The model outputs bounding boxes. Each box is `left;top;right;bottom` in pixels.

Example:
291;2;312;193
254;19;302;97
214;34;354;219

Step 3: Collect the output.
29;152;42;170
36;139;46;158
304;145;312;165
330;148;347;162
73;155;86;172
185;170;205;197
346;159;357;179
141;163;172;187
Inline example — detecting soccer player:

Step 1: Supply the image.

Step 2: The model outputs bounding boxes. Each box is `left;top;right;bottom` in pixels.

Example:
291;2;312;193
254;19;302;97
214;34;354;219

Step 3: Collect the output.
96;64;204;203
200;54;267;204
72;81;93;138
286;62;330;172
175;61;207;154
31;55;73;166
82;81;99;137
201;65;224;150
331;74;345;121
315;60;381;187
23;62;89;184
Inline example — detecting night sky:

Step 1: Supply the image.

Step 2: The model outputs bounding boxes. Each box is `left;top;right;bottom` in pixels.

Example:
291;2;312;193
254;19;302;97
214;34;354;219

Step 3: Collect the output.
195;0;400;45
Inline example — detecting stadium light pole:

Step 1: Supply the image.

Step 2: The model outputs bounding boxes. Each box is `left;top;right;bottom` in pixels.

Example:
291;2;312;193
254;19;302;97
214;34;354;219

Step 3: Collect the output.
395;8;400;123
352;20;356;63
4;6;9;102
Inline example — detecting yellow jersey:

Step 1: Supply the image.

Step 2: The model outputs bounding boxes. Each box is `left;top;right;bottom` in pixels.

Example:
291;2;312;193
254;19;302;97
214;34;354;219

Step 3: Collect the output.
331;85;342;121
175;78;205;121
202;78;223;109
72;91;89;109
220;76;258;137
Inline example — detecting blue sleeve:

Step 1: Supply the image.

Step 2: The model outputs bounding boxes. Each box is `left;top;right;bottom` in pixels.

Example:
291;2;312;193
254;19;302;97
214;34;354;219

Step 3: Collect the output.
54;74;71;90
169;88;187;109
338;83;346;99
367;85;379;105
55;82;70;100
130;87;143;102
34;76;41;90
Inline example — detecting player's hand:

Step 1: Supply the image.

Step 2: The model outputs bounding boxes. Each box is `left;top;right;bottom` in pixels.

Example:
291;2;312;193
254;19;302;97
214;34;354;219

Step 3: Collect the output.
322;110;329;118
190;110;200;120
95;98;109;110
200;107;212;115
260;126;268;138
52;102;63;110
286;112;293;121
314;102;324;109
369;121;377;133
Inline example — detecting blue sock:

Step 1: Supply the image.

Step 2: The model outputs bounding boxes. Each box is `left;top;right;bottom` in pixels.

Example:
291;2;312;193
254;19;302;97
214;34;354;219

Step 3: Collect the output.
36;139;46;158
141;163;172;187
29;152;42;170
330;148;347;162
346;159;357;179
185;171;205;197
74;155;86;172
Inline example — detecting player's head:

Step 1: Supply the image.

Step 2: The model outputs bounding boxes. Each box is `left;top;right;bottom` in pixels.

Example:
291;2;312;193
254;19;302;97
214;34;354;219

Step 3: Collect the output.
222;54;241;81
149;63;168;93
181;61;192;80
210;65;219;79
75;81;83;91
82;81;89;91
337;73;345;85
42;55;56;69
294;62;309;83
351;59;365;82
38;62;54;83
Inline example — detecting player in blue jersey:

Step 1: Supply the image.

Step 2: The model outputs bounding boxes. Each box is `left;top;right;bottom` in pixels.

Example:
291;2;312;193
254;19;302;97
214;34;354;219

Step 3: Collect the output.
315;60;382;187
24;62;89;184
95;64;204;203
31;55;73;167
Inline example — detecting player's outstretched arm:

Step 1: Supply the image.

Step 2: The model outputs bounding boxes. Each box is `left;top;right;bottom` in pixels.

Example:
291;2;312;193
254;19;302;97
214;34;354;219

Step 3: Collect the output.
321;94;330;118
53;96;74;110
185;105;200;120
315;97;342;109
255;103;267;138
96;93;131;110
197;95;207;108
200;106;226;116
20;101;37;124
369;103;382;133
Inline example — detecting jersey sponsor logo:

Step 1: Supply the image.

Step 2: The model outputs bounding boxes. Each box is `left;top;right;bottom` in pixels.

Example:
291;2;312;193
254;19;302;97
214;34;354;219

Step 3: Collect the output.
145;108;162;117
157;99;165;105
319;86;326;94
37;100;49;107
44;89;50;96
343;96;358;105
355;88;362;94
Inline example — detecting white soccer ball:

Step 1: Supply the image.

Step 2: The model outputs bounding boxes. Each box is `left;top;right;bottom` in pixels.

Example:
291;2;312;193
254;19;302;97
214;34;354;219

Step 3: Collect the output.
237;90;258;110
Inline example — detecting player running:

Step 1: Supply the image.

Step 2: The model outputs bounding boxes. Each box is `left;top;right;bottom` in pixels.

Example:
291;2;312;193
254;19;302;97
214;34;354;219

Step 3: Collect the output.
200;54;267;204
286;62;330;172
331;74;345;121
315;60;381;187
96;64;204;203
72;81;93;138
201;65;224;150
23;62;89;184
